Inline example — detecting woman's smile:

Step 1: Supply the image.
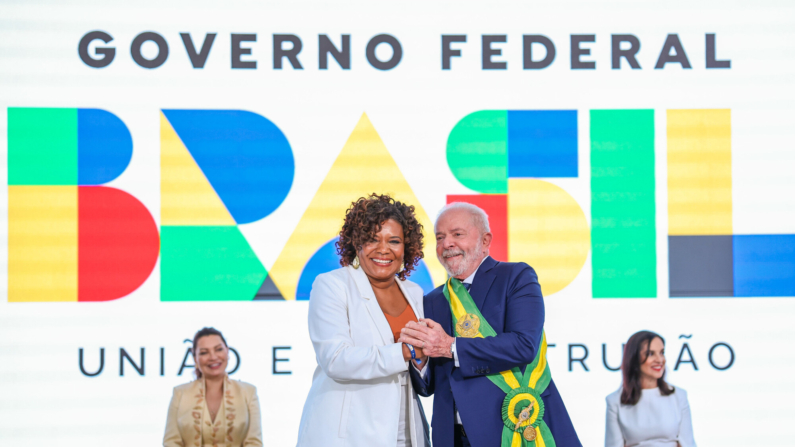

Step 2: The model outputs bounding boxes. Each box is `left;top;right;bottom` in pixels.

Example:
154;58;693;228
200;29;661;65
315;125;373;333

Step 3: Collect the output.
358;219;405;283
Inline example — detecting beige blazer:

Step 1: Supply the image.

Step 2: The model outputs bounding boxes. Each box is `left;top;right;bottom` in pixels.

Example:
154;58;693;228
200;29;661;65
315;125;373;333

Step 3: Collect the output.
164;375;263;447
296;265;430;447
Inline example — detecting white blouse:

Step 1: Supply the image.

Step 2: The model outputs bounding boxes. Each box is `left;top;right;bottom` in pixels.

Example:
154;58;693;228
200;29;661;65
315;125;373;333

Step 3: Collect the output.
605;386;696;447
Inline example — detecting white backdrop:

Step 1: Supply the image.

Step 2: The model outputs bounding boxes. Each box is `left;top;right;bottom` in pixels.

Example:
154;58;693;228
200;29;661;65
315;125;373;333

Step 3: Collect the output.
1;0;795;445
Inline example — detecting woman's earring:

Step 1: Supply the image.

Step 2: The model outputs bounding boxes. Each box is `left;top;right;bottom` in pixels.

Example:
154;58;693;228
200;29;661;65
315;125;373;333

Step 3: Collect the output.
352;256;360;269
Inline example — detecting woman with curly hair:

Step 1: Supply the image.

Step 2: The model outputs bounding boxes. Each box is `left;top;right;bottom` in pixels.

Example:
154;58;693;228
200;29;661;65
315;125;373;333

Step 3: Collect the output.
296;193;430;447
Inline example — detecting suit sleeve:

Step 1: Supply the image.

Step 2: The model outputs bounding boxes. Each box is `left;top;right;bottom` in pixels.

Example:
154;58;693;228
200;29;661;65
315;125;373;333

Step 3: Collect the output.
604;394;624;447
308;274;407;381
163;388;184;447
409;293;436;396
409;358;434;397
454;264;545;377
243;386;263;446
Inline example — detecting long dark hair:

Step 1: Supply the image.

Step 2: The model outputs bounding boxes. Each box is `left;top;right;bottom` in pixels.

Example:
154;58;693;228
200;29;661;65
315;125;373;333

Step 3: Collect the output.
192;327;228;379
620;330;674;405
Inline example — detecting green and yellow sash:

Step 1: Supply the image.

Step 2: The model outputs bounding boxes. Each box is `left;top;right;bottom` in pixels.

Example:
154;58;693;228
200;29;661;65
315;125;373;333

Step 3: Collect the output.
443;278;555;447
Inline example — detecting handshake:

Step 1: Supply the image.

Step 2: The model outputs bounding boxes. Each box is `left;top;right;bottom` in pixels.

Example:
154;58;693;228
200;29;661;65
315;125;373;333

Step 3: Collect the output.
398;318;455;365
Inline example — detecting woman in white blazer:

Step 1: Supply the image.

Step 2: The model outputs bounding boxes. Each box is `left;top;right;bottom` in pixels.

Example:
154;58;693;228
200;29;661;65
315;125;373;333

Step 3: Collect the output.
297;194;431;447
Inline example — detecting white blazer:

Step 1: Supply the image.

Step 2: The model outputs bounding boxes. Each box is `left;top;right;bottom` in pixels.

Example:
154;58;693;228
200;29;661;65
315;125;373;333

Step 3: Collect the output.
296;266;430;447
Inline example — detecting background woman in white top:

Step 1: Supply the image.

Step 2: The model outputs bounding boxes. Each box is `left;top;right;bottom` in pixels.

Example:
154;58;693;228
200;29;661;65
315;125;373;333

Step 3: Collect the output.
296;194;430;447
605;330;696;447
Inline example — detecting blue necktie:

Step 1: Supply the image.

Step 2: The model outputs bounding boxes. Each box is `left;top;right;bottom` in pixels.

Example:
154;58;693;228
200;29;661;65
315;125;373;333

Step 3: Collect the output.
463;282;472;292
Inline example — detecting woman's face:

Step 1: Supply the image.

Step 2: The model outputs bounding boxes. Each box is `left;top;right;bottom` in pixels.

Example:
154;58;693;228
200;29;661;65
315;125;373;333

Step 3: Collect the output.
639;336;666;381
357;219;405;282
194;335;228;380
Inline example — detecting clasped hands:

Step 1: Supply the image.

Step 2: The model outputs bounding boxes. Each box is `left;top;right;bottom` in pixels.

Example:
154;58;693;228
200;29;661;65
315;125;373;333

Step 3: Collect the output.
399;319;454;365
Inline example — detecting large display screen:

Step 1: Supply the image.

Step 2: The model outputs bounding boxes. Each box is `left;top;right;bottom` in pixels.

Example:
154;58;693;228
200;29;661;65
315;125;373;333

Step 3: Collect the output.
1;0;794;445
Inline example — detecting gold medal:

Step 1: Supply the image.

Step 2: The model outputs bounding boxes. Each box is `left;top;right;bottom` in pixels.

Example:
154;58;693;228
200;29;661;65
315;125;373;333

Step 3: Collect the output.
522;426;537;441
455;313;481;338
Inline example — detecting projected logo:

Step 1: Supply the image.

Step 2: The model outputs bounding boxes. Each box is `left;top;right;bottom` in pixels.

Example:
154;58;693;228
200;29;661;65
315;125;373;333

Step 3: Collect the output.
9;108;792;302
268;113;444;300
7;108;159;302
448;109;795;298
160;110;294;301
7;108;294;303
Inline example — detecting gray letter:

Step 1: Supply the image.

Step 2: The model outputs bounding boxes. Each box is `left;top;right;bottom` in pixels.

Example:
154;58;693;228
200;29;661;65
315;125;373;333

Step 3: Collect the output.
674;342;698;370
181;33;216;69
568;343;590;371
442;35;466;70
274;34;303;69
120;347;145;376
319;34;350;69
482;35;507;70
523;35;555;69
570;34;596;69
79;347;105;377
231;33;257;69
655;34;691;69
612;34;641;69
131;32;168;69
706;34;730;68
366;34;402;70
78;31;115;68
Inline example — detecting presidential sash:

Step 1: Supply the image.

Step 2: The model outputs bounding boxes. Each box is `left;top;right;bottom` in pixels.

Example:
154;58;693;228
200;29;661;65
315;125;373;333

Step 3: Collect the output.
443;278;555;447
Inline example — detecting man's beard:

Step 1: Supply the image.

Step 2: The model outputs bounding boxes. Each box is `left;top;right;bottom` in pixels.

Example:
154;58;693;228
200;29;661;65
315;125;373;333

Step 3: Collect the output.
438;239;484;278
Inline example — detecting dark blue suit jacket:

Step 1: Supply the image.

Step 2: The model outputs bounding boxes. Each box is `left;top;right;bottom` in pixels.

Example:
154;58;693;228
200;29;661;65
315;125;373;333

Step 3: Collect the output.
410;256;581;447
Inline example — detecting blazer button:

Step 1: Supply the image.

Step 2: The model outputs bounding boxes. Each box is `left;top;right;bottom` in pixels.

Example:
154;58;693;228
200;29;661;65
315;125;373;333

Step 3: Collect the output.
484;368;490;374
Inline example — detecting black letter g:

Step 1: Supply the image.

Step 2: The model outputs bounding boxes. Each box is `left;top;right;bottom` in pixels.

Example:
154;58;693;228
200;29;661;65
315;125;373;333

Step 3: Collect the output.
79;31;115;68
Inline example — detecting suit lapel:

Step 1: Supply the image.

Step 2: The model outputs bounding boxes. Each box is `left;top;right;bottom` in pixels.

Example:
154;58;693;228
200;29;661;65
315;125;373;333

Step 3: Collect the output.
347;266;394;345
470;256;498;312
432;288;453;335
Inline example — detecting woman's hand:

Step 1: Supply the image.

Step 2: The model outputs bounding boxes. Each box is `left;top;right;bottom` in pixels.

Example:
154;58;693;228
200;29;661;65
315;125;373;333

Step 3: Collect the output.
402;343;413;362
401;343;426;368
399;319;454;359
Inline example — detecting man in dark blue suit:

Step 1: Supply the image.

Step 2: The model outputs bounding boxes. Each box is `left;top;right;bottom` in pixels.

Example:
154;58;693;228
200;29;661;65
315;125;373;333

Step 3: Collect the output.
400;203;581;447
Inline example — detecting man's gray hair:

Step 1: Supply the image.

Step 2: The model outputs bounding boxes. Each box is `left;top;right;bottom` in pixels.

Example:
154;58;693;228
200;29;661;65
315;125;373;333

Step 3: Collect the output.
435;202;491;234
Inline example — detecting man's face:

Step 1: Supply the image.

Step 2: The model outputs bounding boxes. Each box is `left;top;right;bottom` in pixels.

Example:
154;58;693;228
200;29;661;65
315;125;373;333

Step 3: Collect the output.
435;208;492;279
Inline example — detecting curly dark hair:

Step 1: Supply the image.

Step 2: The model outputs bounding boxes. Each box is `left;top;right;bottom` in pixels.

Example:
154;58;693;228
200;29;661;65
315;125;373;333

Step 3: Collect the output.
336;193;424;281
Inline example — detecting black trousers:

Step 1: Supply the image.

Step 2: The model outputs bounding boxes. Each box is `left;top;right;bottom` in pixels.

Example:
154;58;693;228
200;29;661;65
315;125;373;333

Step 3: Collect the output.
454;425;471;447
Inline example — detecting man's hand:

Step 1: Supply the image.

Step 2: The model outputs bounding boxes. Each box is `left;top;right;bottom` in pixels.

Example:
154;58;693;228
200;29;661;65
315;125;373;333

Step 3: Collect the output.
399;318;454;358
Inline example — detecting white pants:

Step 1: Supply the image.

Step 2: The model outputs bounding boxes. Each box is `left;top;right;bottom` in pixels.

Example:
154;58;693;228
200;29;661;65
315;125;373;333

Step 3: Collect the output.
396;382;411;447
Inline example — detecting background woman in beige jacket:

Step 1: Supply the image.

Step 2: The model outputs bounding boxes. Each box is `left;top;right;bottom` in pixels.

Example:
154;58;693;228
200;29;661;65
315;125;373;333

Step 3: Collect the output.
164;327;263;447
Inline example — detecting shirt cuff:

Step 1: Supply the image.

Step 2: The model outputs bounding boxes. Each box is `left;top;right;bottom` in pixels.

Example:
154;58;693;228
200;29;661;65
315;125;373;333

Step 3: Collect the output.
452;338;459;367
412;359;429;377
